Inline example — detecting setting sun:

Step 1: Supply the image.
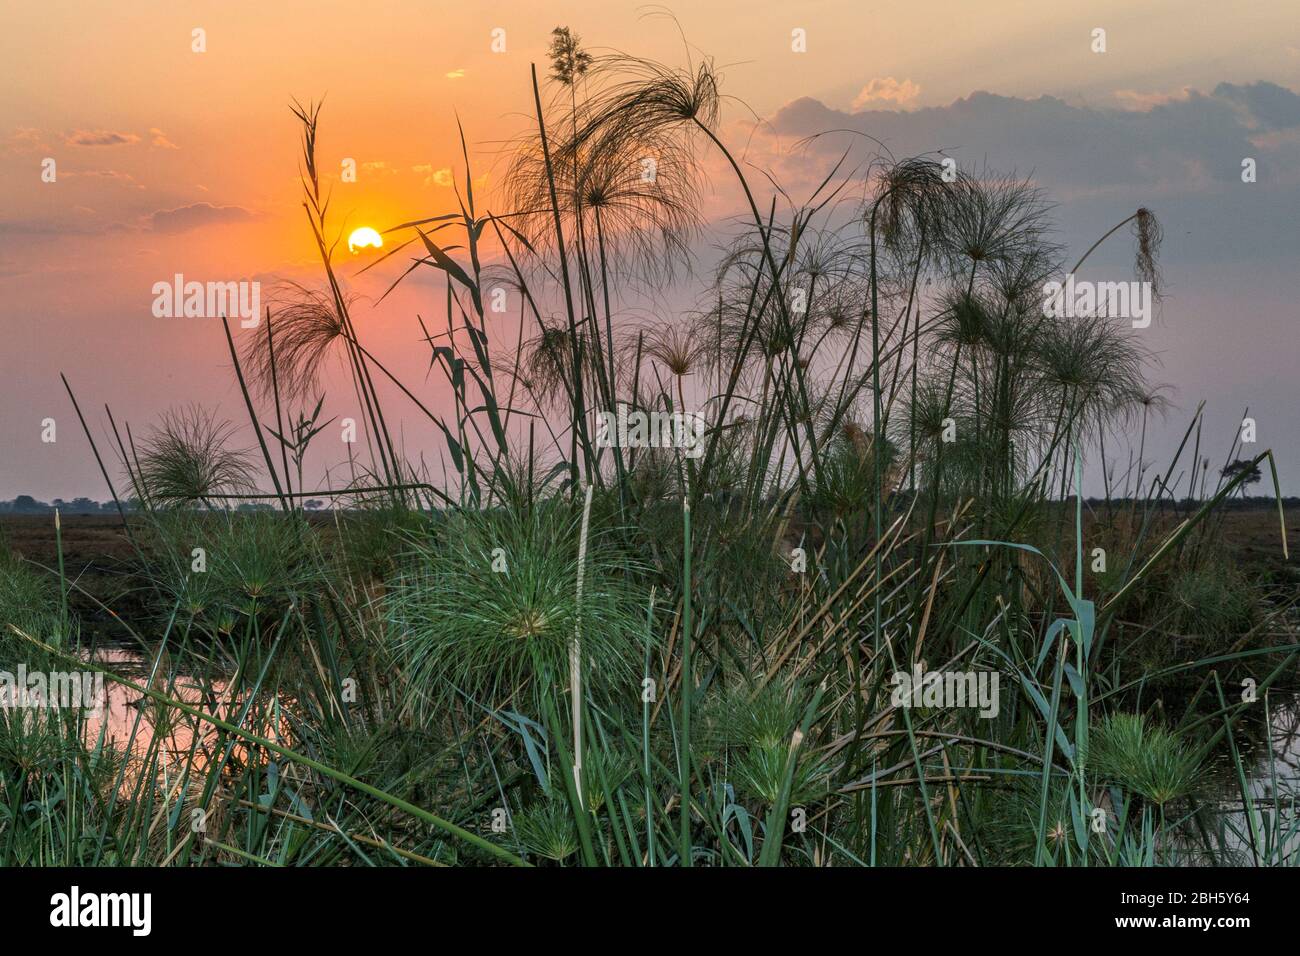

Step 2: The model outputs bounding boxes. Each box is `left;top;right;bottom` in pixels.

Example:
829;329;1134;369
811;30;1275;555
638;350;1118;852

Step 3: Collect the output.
347;226;383;254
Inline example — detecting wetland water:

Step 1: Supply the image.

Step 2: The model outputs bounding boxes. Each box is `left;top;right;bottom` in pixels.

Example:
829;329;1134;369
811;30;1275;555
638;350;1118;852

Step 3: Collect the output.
65;643;1300;863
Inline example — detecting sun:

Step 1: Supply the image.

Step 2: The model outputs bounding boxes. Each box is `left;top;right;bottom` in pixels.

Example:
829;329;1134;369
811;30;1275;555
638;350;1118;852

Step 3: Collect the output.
347;226;383;254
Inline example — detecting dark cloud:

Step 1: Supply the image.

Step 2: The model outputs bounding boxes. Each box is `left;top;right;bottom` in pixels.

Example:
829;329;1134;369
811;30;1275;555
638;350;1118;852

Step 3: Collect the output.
147;202;255;233
761;82;1300;273
64;129;141;147
1213;81;1300;131
766;86;1287;195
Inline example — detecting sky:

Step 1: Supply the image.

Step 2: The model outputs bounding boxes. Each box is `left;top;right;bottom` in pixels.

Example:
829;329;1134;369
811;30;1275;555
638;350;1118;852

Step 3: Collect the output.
2;0;1298;500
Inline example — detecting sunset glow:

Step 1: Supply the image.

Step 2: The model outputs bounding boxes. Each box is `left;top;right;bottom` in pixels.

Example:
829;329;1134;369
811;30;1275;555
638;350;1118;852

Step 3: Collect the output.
4;1;1299;499
2;0;1299;896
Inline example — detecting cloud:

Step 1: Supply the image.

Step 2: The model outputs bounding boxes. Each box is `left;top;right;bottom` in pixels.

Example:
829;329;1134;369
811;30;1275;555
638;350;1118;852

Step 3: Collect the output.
149;128;179;149
768;81;1300;199
1213;81;1300;131
4;127;45;154
147;202;254;233
852;77;920;110
64;129;141;147
446;68;465;79
61;169;145;189
752;78;1300;288
1114;88;1193;111
413;164;454;187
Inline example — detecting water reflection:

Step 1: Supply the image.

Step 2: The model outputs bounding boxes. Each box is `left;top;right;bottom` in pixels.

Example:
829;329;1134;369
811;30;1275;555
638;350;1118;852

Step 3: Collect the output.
83;646;290;777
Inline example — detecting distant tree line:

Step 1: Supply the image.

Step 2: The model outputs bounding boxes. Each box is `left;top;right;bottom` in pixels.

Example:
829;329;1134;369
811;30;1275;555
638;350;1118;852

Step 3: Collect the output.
0;496;332;514
0;496;125;514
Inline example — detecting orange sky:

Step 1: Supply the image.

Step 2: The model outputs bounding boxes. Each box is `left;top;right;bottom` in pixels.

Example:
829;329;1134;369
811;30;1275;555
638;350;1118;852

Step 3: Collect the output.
4;1;1300;498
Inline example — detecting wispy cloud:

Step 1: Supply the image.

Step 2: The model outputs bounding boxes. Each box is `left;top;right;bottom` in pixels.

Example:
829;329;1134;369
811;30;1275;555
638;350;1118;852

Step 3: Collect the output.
61;169;145;190
413;164;454;187
1114;87;1194;111
852;77;921;110
4;127;45;154
147;201;254;233
63;129;141;147
149;128;179;149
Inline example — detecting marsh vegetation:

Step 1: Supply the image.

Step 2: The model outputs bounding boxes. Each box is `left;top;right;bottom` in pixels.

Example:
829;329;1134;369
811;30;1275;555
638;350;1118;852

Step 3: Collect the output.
1;27;1295;867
